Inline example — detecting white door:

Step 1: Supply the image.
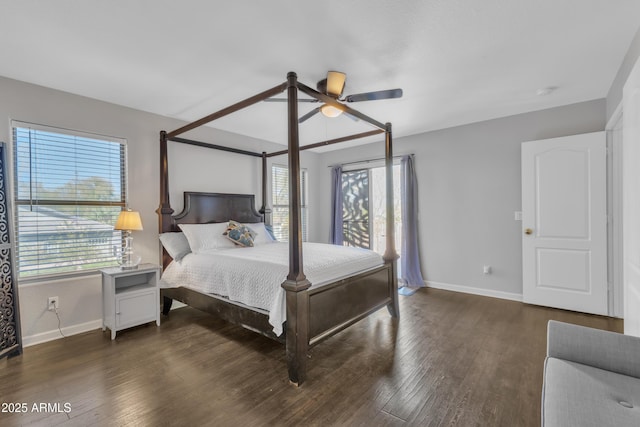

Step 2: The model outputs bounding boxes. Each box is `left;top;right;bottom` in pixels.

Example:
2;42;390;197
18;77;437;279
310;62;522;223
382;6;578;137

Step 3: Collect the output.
522;132;607;315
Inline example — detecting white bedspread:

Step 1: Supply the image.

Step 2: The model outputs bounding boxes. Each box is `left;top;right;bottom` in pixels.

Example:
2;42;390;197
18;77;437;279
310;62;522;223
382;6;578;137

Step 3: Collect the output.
160;242;384;336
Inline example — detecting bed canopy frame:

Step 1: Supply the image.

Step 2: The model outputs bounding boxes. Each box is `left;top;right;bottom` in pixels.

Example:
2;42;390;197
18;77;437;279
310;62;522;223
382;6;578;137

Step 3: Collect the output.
158;72;399;385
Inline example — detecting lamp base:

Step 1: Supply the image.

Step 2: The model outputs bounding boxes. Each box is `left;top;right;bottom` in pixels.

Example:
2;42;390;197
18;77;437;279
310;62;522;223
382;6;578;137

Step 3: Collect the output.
118;254;141;270
118;233;141;270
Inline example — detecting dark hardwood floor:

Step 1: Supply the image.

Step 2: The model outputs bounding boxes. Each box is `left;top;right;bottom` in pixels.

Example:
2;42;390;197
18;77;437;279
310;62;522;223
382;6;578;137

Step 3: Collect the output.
0;288;622;426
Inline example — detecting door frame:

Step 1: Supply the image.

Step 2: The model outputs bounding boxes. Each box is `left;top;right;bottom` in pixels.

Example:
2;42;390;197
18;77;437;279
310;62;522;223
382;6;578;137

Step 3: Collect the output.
621;55;640;336
606;102;624;318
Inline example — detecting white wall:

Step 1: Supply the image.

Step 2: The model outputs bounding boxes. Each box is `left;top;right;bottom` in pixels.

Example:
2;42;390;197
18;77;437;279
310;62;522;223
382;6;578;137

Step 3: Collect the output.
316;100;605;299
0;75;320;345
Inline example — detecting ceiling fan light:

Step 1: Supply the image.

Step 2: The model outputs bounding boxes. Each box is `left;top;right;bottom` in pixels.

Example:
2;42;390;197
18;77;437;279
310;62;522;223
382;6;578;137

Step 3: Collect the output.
320;104;343;118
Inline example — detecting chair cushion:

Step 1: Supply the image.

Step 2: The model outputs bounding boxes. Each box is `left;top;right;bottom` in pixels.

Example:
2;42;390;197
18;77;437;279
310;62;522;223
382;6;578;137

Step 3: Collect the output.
542;358;640;427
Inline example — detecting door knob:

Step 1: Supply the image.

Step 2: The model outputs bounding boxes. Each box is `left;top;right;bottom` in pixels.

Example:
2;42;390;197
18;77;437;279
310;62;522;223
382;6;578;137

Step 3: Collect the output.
524;228;533;235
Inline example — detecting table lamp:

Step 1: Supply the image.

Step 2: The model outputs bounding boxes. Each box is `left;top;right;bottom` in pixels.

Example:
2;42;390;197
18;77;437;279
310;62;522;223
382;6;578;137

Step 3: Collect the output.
114;208;143;269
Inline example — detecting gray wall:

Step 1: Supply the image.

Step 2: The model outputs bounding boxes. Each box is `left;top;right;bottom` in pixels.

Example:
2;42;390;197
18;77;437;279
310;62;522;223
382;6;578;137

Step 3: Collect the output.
316;99;606;299
0;76;320;345
607;26;640;121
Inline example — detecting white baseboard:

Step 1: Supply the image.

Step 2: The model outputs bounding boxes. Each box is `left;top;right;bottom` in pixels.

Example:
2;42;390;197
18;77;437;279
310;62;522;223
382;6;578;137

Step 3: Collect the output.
22;319;103;348
426;281;523;302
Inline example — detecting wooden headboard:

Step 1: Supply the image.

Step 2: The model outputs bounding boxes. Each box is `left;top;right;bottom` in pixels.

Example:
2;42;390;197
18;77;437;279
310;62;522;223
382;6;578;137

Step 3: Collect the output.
167;192;263;231
160;192;264;268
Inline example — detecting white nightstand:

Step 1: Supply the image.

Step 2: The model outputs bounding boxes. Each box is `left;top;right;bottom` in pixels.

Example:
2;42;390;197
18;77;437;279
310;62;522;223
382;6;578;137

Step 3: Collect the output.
101;263;161;340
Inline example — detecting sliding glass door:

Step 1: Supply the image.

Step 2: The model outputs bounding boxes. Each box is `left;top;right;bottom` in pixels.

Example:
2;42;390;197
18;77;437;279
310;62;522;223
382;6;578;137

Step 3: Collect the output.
341;169;370;248
341;165;401;261
370;166;402;258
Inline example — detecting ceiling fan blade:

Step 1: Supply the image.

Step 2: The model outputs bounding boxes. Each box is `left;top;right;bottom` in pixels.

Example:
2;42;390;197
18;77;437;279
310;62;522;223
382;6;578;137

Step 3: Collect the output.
298;107;321;123
343;112;360;122
326;71;346;97
344;88;403;102
264;98;318;103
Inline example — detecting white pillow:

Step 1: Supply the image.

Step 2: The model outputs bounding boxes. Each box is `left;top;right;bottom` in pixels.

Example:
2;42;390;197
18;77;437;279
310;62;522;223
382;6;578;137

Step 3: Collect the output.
178;223;236;253
252;222;277;245
159;232;191;261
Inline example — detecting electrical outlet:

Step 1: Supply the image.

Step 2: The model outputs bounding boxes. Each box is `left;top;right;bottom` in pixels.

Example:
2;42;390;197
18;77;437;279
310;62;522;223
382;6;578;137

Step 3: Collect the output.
48;296;59;311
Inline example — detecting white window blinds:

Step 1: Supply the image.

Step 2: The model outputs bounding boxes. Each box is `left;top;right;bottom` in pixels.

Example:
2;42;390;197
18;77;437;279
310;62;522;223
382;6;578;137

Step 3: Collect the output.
12;122;127;279
271;165;308;242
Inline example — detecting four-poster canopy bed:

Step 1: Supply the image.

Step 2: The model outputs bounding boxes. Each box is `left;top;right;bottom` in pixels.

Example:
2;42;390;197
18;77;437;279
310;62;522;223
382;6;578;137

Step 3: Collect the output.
157;72;399;386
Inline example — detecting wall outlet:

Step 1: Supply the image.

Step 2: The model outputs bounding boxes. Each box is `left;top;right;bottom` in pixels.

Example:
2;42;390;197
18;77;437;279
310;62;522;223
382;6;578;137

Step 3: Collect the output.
47;296;59;311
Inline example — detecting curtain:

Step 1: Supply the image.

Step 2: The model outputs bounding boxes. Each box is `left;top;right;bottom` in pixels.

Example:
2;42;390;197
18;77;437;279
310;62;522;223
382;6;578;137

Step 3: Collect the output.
330;165;343;245
400;155;425;287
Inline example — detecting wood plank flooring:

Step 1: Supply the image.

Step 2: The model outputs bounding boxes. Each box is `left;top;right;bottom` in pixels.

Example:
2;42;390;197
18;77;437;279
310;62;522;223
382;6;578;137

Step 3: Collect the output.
0;288;622;426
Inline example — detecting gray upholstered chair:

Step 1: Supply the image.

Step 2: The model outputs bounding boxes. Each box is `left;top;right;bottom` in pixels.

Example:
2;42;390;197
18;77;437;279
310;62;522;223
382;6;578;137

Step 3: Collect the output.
542;320;640;426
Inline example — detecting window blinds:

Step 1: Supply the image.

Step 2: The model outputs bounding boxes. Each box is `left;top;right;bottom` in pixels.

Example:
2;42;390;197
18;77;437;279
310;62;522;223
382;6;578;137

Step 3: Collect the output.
271;165;308;242
12;122;127;278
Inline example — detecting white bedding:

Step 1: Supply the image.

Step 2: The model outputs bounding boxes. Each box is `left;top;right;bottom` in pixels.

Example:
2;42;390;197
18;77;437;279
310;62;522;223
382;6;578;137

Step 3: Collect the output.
160;242;384;336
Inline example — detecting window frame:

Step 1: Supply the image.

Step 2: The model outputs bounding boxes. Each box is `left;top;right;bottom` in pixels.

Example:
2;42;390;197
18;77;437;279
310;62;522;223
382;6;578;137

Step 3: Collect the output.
271;164;308;242
11;120;128;281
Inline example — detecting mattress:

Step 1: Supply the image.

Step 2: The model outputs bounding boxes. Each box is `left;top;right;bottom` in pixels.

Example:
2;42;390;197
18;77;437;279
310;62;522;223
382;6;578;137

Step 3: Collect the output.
160;242;384;336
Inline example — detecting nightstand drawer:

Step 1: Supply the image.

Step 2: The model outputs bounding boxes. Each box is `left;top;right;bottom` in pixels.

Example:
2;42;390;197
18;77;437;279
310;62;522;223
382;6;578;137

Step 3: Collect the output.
115;289;157;328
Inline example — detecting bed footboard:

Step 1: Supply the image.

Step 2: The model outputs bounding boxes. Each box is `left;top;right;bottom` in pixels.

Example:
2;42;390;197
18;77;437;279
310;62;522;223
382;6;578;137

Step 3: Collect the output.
284;260;397;385
308;263;393;346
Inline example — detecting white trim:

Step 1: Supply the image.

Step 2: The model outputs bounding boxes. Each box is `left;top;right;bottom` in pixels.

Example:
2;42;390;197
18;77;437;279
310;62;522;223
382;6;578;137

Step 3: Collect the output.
22;319;102;347
606;111;624;318
622;55;640;336
426;281;523;302
341;157;402;172
11;120;126;144
606;101;623;131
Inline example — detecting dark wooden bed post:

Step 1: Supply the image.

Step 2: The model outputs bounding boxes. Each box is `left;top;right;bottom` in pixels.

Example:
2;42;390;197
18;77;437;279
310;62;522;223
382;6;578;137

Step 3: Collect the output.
282;71;311;386
158;130;175;233
259;151;272;226
384;123;400;318
158;130;176;314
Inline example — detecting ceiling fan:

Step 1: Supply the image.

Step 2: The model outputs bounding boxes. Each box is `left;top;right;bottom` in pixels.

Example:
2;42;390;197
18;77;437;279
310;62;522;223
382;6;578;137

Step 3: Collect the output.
265;71;403;123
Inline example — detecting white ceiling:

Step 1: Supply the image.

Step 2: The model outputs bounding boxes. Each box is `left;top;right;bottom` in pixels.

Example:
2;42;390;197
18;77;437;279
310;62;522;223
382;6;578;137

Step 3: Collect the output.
1;1;639;150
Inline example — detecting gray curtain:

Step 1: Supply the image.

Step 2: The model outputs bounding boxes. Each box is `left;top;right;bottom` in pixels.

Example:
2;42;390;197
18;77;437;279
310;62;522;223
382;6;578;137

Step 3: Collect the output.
400;155;425;287
330;165;343;245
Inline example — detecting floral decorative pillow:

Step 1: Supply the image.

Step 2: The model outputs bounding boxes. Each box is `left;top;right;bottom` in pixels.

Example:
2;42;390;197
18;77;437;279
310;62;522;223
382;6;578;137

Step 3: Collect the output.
223;220;257;247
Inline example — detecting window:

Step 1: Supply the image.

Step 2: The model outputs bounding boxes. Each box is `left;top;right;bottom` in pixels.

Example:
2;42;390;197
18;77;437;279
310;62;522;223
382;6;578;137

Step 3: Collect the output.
271;165;308;242
12;122;126;279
